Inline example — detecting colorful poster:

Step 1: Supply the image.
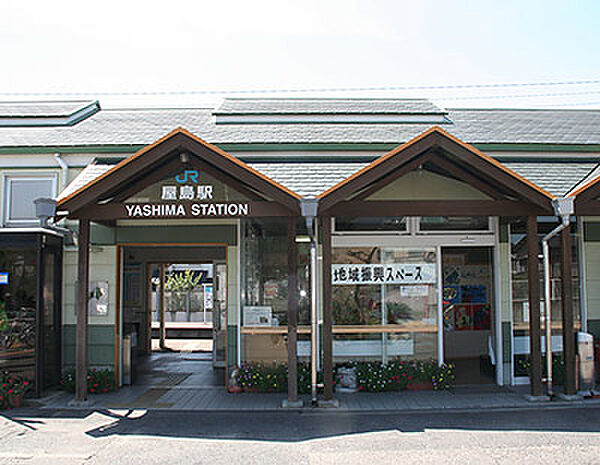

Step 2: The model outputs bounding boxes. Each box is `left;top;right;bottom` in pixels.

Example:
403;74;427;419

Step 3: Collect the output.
454;304;472;331
460;285;487;303
472;304;491;330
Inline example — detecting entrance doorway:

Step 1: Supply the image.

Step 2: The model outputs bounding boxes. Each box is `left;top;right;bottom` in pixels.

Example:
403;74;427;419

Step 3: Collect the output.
442;247;495;384
120;245;227;388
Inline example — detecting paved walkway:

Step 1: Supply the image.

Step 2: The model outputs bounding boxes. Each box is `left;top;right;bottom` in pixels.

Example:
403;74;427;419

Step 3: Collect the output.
33;351;600;412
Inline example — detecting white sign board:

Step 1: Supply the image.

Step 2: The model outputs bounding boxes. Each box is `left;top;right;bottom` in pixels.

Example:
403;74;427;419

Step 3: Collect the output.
243;306;273;326
203;284;213;310
332;263;436;285
400;285;430;297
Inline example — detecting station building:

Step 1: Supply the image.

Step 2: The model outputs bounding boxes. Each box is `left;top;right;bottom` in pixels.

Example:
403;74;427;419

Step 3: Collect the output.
0;98;599;402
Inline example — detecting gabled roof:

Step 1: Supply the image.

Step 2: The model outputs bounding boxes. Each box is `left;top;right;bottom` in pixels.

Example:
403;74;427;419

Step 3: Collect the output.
57;127;302;216
317;126;555;213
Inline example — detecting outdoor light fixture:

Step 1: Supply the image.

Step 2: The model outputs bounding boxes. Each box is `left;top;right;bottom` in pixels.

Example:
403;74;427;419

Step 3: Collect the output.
34;197;56;227
180;152;190;163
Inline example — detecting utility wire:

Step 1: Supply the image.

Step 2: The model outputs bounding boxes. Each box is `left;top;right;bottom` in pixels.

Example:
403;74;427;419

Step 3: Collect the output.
0;79;599;96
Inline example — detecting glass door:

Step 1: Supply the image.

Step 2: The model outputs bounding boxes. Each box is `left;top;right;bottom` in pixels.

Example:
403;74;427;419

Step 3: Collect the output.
212;261;227;368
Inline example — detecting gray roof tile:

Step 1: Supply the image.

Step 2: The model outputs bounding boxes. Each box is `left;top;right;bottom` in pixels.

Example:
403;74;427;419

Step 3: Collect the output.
503;162;598;196
0;100;97;117
0;99;599;148
216;98;445;114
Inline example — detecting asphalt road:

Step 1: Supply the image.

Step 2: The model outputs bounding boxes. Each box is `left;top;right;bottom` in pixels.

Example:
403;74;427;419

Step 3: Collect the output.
1;406;600;464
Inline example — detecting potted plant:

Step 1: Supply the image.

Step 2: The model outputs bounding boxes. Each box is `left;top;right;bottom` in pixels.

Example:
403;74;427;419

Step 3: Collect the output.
0;371;32;409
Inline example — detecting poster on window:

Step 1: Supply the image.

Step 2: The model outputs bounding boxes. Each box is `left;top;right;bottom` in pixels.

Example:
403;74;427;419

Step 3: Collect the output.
332;263;436;285
88;281;109;316
243;306;273;326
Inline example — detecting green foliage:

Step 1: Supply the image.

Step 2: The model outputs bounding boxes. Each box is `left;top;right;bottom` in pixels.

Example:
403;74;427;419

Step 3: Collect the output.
353;359;456;392
165;270;202;292
60;368;115;394
0;301;7;332
517;354;565;385
234;359;455;393
234;362;327;393
0;371;33;409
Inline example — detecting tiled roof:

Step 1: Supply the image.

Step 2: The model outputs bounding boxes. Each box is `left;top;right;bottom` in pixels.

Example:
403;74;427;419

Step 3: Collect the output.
0;105;599;148
215;98;446;115
56;164;113;201
0;100;97;117
58;160;594;200
503;162;598;196
248;162;369;198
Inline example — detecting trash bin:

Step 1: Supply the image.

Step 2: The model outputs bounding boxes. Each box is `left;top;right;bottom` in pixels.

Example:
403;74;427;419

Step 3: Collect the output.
578;332;595;391
122;334;132;385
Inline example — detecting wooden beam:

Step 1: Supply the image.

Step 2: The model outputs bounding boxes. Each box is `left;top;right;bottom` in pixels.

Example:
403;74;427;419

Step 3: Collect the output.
352;152;434;201
71;200;295;220
561;225;577;395
435;136;553;210
159;265;166;350
574;199;600;215
110;157;184;203
428;152;508;200
187;157;265;201
527;216;543;397
75;219;90;402
321;215;334;401
287;217;298;403
325;200;547;217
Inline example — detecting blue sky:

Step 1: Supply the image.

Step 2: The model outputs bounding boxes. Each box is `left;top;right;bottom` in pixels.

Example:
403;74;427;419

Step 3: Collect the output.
0;0;598;108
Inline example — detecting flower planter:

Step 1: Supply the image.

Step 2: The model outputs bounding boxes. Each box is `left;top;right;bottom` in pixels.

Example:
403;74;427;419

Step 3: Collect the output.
243;386;259;393
228;385;242;394
407;382;433;391
9;393;24;408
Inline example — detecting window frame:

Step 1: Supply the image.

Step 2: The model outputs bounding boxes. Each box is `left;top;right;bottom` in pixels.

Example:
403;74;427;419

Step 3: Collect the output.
2;172;58;227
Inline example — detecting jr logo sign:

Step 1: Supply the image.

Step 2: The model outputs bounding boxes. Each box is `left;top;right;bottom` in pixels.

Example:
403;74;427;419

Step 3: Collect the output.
175;170;199;184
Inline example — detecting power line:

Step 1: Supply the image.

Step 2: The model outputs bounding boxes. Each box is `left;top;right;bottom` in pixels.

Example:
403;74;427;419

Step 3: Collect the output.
0;79;599;96
441;89;600;101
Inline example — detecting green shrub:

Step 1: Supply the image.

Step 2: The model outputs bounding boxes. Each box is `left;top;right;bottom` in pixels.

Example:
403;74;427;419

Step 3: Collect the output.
353;359;455;392
60;368;115;394
0;371;33;409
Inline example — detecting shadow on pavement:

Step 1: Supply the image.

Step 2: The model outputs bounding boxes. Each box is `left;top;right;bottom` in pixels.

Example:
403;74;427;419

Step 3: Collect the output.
3;406;600;442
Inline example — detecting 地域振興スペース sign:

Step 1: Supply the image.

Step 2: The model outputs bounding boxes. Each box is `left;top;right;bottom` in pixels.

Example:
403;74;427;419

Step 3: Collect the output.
332;263;436;285
123;169;250;218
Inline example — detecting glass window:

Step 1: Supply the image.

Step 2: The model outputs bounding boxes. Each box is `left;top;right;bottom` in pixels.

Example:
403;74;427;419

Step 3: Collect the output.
335;216;407;232
0;248;38;382
240;218;310;363
420;216;490;232
510;220;581;379
331;247;438;363
4;175;56;225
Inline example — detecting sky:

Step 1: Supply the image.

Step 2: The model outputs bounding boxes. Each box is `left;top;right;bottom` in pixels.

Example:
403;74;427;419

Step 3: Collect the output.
0;0;599;109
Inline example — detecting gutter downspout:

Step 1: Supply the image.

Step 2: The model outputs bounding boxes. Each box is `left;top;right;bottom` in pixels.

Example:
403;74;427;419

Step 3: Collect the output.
54;153;69;192
542;197;574;398
301;199;320;406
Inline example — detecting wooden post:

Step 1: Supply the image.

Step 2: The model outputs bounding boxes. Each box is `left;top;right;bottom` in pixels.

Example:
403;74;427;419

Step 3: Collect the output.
322;215;334;401
75;219;90;402
561;225;577;395
287;217;298;403
527;216;543;396
159;264;166;350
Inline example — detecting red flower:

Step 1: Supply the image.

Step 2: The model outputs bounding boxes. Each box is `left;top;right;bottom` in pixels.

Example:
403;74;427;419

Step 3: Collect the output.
7;389;13;395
